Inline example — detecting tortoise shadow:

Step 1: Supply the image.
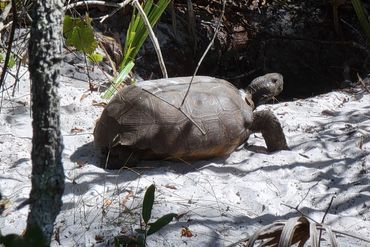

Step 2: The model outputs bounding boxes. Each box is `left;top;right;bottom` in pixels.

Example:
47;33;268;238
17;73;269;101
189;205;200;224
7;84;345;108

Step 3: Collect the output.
69;141;102;167
69;140;230;173
66;141;278;204
69;139;270;175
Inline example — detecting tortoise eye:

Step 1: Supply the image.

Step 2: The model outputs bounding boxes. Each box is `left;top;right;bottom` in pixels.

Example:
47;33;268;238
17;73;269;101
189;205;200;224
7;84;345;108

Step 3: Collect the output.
272;78;277;83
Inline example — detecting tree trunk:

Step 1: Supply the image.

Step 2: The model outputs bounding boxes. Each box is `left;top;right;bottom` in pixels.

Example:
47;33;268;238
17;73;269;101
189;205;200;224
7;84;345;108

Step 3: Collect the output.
26;0;65;244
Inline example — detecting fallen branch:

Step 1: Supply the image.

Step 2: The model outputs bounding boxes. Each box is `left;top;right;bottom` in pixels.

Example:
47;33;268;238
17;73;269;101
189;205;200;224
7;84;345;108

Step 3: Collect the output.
64;0;131;11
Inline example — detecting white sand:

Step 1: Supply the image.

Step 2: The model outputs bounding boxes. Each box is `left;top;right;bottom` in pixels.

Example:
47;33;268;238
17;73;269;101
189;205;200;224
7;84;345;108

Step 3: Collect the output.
0;68;369;246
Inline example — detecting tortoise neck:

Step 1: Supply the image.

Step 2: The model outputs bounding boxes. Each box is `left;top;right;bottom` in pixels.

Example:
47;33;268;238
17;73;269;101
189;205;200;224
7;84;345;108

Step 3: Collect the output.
242;89;255;109
246;86;268;106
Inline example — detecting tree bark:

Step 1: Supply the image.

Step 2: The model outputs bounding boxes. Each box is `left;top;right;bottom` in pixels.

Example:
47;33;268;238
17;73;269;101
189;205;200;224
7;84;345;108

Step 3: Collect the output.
26;0;65;244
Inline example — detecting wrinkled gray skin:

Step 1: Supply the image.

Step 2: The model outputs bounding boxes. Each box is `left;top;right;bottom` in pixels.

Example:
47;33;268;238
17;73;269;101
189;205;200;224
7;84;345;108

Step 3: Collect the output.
246;73;284;106
94;73;288;169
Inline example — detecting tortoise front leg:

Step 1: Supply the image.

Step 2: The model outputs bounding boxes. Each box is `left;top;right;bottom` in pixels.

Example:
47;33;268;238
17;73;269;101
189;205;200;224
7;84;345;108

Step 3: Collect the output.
101;145;140;169
250;110;288;152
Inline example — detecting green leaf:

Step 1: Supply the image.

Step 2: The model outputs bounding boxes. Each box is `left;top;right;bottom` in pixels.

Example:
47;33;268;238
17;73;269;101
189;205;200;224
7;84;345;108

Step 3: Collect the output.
137;235;145;247
142;184;155;224
63;15;97;55
7;55;16;68
88;52;104;63
0;234;26;246
0;1;9;11
352;0;370;42
0;226;47;247
63;15;73;35
0;53;16;68
147;213;177;236
135;229;146;235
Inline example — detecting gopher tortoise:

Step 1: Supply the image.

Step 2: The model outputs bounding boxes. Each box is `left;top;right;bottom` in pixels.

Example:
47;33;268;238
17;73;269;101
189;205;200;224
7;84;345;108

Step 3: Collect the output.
94;73;288;169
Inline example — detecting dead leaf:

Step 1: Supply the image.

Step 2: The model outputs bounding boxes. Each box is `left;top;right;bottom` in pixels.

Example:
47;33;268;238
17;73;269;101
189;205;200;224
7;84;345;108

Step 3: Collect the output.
70;127;84;134
95;234;104;243
92;100;107;107
164;184;177;190
76;160;86;168
80;93;90;101
54;226;61;245
104;199;112;207
121;191;134;208
321;110;336;116
181;227;194;238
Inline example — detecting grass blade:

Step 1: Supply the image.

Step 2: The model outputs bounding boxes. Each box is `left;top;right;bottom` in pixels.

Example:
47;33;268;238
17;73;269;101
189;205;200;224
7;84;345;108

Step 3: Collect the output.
351;0;370;42
121;0;170;70
106;0;170;98
102;61;134;99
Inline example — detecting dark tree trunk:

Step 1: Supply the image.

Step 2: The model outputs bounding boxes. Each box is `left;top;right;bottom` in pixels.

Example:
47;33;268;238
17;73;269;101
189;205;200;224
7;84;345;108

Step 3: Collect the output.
26;0;65;244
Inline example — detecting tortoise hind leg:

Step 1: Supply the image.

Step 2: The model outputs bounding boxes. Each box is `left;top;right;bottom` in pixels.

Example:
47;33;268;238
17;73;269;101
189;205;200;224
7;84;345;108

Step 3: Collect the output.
251;110;288;152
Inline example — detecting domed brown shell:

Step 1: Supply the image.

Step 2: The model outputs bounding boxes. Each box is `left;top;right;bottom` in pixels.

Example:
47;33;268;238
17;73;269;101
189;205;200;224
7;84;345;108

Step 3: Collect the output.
94;76;253;161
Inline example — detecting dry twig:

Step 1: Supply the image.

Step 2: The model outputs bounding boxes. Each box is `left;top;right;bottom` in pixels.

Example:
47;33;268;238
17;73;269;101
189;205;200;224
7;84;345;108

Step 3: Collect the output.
180;0;226;108
64;0;131;11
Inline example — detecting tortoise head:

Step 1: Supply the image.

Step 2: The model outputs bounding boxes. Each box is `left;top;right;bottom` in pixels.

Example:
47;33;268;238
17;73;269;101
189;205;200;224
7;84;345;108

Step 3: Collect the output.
246;73;284;106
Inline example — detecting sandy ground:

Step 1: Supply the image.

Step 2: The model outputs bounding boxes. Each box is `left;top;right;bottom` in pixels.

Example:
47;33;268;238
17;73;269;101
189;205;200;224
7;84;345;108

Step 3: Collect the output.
0;67;369;246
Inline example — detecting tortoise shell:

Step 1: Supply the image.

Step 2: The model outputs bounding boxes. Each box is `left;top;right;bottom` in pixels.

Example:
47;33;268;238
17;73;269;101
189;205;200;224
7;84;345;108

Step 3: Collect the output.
94;76;253;161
